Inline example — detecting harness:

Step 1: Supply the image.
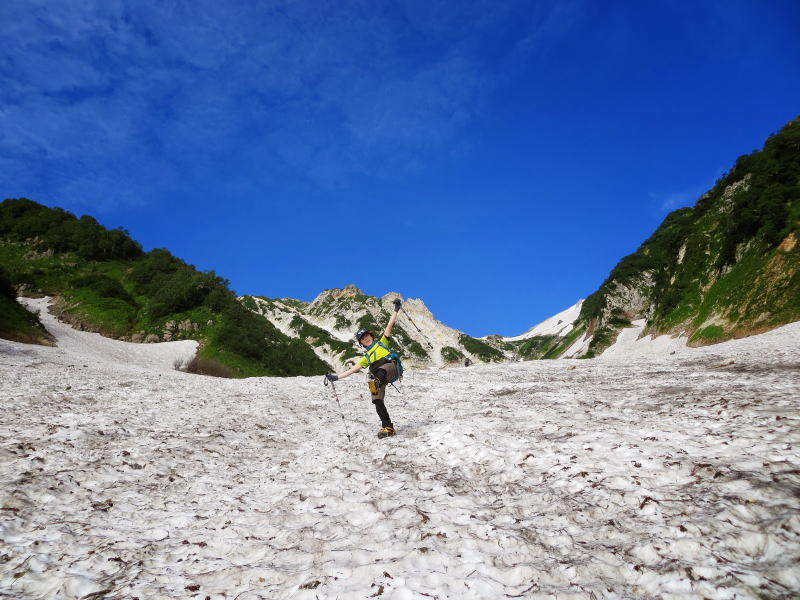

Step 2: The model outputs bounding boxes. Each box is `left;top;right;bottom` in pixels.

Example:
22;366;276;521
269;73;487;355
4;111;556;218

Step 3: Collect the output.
363;340;403;383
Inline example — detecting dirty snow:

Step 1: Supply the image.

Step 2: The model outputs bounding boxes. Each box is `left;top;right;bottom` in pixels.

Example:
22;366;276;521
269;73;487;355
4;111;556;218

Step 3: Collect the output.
600;319;690;359
12;298;198;373
1;300;800;600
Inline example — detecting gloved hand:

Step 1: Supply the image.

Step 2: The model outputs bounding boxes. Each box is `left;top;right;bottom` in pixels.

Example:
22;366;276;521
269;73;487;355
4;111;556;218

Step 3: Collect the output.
393;298;402;312
325;373;338;382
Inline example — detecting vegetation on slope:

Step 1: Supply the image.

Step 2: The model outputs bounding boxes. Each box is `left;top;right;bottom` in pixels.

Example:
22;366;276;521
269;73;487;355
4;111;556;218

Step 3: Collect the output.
0;198;330;377
289;315;360;362
515;335;558;359
441;346;465;363
458;334;505;362
0;264;53;345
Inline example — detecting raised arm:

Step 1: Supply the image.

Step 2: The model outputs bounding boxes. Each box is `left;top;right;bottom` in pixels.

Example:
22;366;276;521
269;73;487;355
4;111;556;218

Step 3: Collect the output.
382;298;402;338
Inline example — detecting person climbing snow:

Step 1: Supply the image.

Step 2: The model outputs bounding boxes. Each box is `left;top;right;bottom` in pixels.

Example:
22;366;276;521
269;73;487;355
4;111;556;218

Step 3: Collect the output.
326;298;403;438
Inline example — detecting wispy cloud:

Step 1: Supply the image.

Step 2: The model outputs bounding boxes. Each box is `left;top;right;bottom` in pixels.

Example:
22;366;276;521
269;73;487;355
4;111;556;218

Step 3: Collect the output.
0;0;577;209
648;175;720;213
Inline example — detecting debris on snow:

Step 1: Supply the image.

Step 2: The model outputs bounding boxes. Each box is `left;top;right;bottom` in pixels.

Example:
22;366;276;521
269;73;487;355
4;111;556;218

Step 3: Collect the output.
1;301;799;599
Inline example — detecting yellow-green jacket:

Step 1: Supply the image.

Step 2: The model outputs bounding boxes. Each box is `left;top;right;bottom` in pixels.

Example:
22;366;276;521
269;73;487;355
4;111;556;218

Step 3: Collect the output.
358;335;392;369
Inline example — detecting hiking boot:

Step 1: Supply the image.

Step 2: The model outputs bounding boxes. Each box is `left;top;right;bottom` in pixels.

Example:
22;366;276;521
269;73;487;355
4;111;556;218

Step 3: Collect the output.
377;426;396;439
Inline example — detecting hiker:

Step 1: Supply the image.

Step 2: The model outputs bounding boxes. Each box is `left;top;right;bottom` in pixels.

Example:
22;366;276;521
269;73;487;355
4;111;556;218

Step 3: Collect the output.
326;298;402;438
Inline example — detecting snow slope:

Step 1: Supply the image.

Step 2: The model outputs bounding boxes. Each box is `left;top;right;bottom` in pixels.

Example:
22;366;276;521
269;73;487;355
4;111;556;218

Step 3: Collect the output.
503;300;584;341
12;297;198;372
2;303;800;599
600;319;689;359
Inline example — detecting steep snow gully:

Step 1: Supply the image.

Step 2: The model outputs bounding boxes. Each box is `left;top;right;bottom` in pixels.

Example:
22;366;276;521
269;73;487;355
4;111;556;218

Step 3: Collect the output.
1;301;799;599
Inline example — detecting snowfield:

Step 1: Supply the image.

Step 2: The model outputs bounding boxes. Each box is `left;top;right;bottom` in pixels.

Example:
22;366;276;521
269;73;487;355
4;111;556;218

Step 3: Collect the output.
1;302;800;600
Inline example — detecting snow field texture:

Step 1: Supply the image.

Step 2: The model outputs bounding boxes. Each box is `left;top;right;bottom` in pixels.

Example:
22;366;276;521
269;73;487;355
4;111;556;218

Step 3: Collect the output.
1;304;799;599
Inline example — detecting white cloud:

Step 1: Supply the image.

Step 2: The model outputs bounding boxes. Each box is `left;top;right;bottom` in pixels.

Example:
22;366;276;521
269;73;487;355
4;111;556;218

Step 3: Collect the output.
649;181;713;213
0;0;577;209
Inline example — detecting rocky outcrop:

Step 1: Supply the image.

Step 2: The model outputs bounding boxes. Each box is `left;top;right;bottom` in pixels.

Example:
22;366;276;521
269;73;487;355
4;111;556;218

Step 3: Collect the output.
595;273;655;324
309;284;364;307
162;319;199;341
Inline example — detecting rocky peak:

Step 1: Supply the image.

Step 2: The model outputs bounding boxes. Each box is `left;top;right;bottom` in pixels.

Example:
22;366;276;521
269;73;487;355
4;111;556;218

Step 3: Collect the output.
382;292;435;317
310;284;364;307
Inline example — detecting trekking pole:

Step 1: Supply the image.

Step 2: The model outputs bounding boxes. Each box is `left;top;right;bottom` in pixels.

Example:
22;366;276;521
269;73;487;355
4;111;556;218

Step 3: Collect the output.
400;307;434;349
323;376;351;443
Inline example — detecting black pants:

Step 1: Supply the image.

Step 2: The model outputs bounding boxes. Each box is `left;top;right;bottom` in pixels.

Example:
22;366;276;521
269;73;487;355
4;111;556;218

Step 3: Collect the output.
370;361;397;428
373;398;393;428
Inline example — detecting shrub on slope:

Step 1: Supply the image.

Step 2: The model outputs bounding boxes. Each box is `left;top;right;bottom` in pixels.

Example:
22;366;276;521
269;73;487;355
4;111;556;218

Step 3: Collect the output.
0;265;53;345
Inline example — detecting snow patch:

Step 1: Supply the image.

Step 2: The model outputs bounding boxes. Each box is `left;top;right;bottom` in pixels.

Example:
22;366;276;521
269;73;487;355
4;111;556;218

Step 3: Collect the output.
600;319;689;359
6;297;197;373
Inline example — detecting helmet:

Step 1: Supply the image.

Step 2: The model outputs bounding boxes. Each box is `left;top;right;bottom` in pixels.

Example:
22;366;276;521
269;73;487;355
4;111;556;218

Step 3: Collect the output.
354;329;371;343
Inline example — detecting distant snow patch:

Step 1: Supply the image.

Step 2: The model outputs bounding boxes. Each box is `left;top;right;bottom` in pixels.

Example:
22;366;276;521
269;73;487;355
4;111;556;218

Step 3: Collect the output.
504;299;583;341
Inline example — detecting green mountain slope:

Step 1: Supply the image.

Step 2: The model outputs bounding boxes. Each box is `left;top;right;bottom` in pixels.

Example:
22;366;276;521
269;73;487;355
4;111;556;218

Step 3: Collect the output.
0;199;330;377
574;115;800;355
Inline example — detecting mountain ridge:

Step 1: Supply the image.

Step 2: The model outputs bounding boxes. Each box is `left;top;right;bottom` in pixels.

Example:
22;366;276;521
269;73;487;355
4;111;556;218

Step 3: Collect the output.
2;115;798;371
240;285;507;371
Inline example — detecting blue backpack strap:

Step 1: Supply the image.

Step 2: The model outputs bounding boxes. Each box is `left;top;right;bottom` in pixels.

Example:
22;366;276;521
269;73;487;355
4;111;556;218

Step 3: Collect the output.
363;340;379;365
377;341;400;361
364;340;403;382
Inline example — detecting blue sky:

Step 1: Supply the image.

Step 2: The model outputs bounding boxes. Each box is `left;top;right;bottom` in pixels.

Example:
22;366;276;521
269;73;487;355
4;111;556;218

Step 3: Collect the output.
2;1;799;336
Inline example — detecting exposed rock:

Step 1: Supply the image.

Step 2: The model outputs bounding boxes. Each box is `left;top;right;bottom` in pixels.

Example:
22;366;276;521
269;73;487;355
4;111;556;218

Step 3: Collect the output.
23;248;54;260
779;232;797;253
310;284;364;308
144;334;160;343
163;320;196;341
717;174;751;212
676;242;687;265
601;273;655;323
14;283;46;299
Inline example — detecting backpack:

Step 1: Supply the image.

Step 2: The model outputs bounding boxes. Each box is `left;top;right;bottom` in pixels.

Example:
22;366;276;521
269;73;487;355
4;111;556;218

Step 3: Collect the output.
364;341;403;383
